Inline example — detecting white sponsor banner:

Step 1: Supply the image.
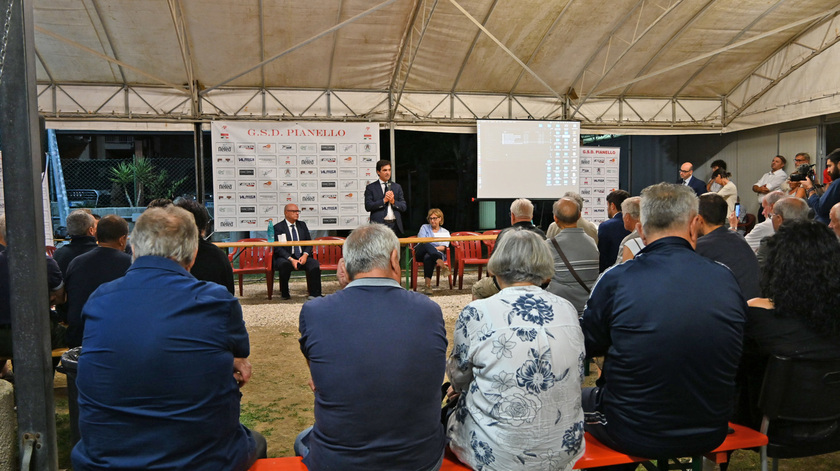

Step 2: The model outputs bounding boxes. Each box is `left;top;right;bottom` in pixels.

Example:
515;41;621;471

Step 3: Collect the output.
211;121;380;231
579;147;620;224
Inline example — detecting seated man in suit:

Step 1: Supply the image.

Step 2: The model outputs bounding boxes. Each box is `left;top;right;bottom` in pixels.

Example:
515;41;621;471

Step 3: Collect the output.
364;160;407;234
272;204;321;300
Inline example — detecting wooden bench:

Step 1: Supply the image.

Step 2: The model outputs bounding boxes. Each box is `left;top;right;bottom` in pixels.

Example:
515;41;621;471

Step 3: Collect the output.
248;422;768;470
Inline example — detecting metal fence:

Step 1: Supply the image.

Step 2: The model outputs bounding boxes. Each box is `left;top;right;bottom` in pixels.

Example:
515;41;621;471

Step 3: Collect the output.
58;156;207;208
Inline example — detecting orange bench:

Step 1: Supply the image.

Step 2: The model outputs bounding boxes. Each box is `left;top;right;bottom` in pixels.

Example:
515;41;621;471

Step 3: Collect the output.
249;422;767;470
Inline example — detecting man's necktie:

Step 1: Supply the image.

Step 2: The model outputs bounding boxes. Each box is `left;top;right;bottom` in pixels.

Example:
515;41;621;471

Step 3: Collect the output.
291;225;301;258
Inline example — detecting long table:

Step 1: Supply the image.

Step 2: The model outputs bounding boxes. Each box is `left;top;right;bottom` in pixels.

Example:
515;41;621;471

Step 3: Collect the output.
215;234;498;289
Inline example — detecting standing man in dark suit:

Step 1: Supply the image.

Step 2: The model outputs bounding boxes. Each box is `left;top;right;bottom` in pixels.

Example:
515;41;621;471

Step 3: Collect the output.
597;189;631;272
272;204;321;300
677;162;707;197
364;160;407;234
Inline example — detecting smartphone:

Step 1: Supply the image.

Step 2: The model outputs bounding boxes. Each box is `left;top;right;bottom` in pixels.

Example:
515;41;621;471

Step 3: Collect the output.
734;203;741;217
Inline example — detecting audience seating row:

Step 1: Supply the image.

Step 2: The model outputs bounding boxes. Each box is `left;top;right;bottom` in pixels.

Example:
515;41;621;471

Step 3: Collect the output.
247;422;768;471
227;231;502;297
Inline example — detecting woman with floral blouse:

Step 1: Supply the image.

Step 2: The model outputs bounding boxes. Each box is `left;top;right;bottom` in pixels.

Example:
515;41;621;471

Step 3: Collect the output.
446;228;586;471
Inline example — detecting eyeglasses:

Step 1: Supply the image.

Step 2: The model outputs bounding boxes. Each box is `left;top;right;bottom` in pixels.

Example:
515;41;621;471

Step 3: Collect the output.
429;216;440;220
679;169;690;173
795;159;808;163
286;209;301;213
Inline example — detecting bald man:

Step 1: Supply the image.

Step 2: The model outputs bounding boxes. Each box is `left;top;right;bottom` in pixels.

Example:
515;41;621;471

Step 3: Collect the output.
830;203;840;240
545;197;599;315
676;162;707;197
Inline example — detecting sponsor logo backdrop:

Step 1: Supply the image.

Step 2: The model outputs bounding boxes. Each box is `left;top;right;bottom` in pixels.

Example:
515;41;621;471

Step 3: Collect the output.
211;121;380;231
579;147;620;224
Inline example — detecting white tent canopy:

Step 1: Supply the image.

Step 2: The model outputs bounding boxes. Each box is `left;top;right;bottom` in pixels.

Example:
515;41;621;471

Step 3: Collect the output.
30;0;840;134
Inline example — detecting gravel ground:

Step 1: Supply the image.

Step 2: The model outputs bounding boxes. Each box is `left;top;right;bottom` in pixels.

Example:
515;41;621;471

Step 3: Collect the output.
236;271;483;331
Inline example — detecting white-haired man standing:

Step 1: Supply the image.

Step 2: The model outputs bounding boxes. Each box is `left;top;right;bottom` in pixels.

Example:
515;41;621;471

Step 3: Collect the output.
72;206;265;471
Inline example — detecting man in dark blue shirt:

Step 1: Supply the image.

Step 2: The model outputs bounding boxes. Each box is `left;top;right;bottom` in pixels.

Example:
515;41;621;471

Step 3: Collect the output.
582;183;746;459
695;193;761;300
53;209;98;276
295;223;447;471
64;214;132;348
0;215;66;360
597;190;631;272
72;206;265;471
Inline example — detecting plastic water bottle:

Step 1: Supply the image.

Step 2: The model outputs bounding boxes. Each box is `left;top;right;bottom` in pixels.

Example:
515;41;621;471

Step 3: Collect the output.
267;219;275;242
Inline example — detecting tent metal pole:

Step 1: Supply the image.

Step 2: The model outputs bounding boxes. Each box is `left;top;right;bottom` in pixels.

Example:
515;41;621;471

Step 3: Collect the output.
194;122;204;204
389;122;396;180
0;0;59;469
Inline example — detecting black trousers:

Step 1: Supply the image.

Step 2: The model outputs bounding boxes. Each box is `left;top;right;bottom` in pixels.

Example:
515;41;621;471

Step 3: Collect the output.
274;256;321;296
415;243;445;279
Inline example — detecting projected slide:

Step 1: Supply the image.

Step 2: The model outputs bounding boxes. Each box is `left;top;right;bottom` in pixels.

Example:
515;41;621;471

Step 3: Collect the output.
477;120;581;199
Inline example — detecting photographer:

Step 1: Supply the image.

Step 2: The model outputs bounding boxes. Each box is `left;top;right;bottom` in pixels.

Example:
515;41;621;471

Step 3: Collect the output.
802;149;840;224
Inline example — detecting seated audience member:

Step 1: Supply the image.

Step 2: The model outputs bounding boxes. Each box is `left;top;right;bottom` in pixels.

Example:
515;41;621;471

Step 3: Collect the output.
472;198;545;300
295;223;446;470
614;196;644;265
830;202;840;239
0;214;66;360
545;197;599;315
147;198;173;208
415;208;451;294
175;198;235;294
712;168;738;215
53;209;98;275
72;206;265;471
545;191;598;244
582;183;745;459
802;148;840;224
707;159;728;192
447;229;585;470
695;194;760;299
734;220;840;432
740;190;784;252
64;215;132;348
756;196;811;268
272;204;321;300
597;190;631;272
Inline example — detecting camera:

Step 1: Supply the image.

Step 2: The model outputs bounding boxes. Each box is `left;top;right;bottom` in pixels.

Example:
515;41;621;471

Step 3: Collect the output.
789;163;816;181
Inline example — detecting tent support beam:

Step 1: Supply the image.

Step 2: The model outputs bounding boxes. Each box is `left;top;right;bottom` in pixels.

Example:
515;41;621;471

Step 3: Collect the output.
33;26;187;93
447;0;562;100
203;0;399;95
0;0;58;468
596;5;840;96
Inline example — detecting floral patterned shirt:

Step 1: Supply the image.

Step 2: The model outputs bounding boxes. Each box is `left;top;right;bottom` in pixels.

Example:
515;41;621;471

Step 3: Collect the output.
447;285;586;471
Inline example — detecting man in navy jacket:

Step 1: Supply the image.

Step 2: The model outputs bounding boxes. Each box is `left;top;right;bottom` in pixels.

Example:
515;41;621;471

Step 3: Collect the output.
582;183;745;459
677;162;708;197
364;160;406;234
597;190;631;272
272;204;321;300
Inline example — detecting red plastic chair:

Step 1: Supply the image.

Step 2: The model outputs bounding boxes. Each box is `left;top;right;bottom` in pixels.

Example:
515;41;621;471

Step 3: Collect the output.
482;229;502;255
410;244;452;291
312;236;344;271
451;231;489;290
228;238;274;299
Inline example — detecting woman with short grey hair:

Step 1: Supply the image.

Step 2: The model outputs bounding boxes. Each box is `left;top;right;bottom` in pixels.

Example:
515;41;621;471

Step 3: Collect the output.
446;228;586;470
